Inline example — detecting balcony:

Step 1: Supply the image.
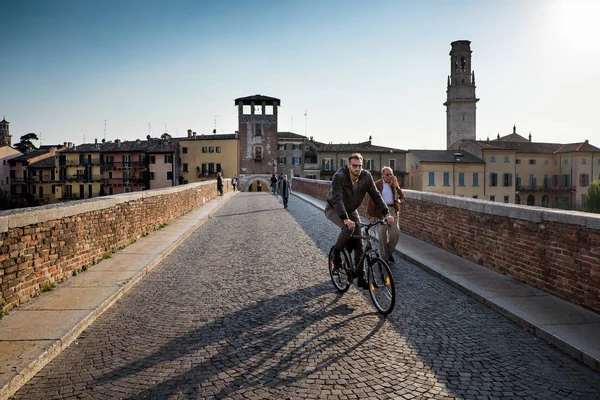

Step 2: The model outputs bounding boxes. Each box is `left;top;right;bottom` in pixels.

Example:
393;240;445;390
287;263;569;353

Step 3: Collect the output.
102;161;145;170
59;159;100;166
102;178;145;186
516;185;576;192
28;175;52;182
304;163;319;170
64;174;102;182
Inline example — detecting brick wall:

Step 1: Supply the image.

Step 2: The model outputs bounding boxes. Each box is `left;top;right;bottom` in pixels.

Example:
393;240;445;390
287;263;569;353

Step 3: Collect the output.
293;178;600;314
0;180;229;313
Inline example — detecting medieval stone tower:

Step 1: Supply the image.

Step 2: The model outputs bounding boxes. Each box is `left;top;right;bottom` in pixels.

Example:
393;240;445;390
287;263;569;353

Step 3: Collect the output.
444;40;479;149
235;94;280;191
0;117;11;147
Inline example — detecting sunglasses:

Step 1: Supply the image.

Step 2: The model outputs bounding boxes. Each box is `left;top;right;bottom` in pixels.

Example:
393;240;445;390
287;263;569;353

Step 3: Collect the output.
350;164;363;169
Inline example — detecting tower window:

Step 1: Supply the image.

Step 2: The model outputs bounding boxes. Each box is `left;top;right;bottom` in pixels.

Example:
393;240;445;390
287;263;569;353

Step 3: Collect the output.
460;56;466;72
254;124;263;136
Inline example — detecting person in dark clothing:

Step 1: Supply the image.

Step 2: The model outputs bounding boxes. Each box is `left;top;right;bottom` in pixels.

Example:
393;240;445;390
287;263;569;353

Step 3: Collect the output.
325;153;394;288
216;172;224;196
278;174;292;209
270;174;278;194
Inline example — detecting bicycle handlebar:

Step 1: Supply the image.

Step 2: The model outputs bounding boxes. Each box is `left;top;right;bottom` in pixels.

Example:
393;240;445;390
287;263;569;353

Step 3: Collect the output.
357;220;387;234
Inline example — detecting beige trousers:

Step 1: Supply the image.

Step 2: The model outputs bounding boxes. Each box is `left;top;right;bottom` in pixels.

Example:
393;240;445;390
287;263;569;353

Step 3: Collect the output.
377;206;399;261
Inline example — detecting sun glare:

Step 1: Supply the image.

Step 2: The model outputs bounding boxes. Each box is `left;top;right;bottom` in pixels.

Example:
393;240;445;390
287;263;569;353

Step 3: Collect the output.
545;0;600;52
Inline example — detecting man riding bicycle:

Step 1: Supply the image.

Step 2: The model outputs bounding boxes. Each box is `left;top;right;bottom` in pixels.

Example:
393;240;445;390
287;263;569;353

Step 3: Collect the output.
325;153;394;289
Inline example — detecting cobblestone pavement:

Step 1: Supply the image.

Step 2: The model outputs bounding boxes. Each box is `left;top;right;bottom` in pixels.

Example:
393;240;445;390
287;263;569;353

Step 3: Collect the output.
12;193;600;399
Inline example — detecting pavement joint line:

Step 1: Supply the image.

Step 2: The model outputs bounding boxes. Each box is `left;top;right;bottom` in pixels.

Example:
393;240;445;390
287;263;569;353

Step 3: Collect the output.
291;192;600;373
0;192;237;400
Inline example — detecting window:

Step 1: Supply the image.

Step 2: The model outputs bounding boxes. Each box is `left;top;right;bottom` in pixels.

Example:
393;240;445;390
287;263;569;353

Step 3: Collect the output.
490;156;496;163
529;159;536;165
278;144;285;150
167;171;173;180
340;159;345;167
472;172;479;186
202;147;208;153
182;147;188;154
364;159;374;171
490;195;495;202
254;123;263;136
216;163;222;173
150;172;155;180
503;173;513;187
562;174;570;187
580;173;590;187
122;155;130;168
543;175;550;189
278;157;286;164
216;146;221;153
545;159;549;165
292;144;302;151
443;172;450;186
529;174;537;189
582;158;587;165
323;158;333;171
292;157;301;165
124;187;131;193
149;155;155;164
564;159;569;165
504;156;510;163
164;154;173;164
472;195;478;199
389;159;396;171
209;147;214;153
552;175;559;187
428;172;435;186
490;173;498;187
254;147;262;160
458;172;465;186
183;163;188;173
108;171;113;179
504;196;509;203
516;159;521;164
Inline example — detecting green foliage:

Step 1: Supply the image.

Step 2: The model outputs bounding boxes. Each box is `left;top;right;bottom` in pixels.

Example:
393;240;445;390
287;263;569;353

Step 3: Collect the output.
14;133;39;153
582;177;600;213
41;282;57;292
0;302;6;319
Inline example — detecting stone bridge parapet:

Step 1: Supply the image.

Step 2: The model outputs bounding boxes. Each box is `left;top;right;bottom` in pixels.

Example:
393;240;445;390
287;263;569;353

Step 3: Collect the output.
292;177;600;314
0;180;229;314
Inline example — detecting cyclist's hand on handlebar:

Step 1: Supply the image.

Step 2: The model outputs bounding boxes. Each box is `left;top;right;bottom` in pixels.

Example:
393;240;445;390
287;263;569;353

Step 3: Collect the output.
343;219;355;230
384;215;394;225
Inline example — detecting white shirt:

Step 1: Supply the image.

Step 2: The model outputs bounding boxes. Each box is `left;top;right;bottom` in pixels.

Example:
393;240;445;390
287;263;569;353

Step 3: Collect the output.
381;181;394;204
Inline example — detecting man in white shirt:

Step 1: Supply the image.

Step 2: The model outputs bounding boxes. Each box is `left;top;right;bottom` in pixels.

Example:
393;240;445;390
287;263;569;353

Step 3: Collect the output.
367;166;404;263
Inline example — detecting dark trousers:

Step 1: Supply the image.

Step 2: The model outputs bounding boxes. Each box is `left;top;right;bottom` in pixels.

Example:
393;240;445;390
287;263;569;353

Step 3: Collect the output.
283;196;289;208
325;206;364;275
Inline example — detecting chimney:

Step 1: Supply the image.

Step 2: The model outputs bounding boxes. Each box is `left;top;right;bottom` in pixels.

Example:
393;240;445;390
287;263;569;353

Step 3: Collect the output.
235;131;239;138
528;133;532;142
67;142;72;148
116;139;121;147
136;139;141;144
585;139;589;144
187;129;192;138
95;138;99;149
193;132;197;138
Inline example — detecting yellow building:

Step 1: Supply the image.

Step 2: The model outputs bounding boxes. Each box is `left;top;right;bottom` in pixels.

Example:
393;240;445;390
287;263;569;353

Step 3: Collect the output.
58;144;102;200
178;131;239;184
451;128;600;208
407;150;486;199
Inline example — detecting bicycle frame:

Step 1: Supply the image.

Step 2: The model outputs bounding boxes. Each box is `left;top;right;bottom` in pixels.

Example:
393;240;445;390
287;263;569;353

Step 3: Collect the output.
349;221;383;277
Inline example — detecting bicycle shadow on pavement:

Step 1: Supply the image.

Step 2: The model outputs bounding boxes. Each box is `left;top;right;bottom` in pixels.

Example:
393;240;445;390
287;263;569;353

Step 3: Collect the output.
88;282;386;399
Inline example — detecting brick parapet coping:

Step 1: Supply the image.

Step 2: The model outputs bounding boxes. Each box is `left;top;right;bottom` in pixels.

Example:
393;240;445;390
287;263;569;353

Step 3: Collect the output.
292;177;600;314
0;180;229;313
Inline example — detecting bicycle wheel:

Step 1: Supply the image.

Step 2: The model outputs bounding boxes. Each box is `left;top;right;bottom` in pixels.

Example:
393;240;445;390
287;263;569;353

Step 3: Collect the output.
367;258;396;315
328;246;351;293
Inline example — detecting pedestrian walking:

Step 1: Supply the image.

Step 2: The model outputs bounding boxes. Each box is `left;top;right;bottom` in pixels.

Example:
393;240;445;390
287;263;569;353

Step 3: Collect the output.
279;174;292;209
270;174;278;194
217;172;224;196
232;176;238;191
367;166;404;262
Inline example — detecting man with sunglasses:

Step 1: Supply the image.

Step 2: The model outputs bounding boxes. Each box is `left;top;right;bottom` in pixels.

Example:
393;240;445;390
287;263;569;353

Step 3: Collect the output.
325;153;394;289
367;166;404;263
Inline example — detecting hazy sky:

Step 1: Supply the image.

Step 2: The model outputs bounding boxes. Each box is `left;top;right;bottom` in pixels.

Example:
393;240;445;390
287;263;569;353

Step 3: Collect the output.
2;0;599;151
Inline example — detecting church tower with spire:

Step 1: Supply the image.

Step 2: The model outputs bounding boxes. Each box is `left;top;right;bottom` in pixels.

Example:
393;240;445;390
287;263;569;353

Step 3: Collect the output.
444;40;479;149
0;117;11;147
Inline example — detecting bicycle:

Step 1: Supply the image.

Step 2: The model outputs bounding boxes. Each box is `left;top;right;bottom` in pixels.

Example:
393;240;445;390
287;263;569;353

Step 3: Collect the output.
328;220;396;315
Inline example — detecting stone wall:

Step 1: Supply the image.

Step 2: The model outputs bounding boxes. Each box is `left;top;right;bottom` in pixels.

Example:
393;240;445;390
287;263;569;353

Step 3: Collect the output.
292;177;600;314
0;180;229;314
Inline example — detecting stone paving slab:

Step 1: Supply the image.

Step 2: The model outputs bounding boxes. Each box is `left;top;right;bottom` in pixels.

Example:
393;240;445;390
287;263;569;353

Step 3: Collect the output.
293;192;600;373
0;191;236;400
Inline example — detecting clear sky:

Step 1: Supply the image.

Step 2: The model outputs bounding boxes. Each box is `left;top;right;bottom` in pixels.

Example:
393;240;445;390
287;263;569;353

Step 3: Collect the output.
2;0;599;151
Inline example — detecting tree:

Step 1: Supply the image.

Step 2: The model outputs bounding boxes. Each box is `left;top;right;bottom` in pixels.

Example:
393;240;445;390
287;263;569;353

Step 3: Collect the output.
14;133;39;153
582;176;600;213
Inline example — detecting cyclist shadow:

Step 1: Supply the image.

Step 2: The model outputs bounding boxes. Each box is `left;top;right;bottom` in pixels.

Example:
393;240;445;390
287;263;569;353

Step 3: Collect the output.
94;282;385;399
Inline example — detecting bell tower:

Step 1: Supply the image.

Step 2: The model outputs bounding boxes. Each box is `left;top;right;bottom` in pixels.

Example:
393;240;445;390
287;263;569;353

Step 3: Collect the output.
0;117;11;147
444;40;479;149
235;94;280;191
